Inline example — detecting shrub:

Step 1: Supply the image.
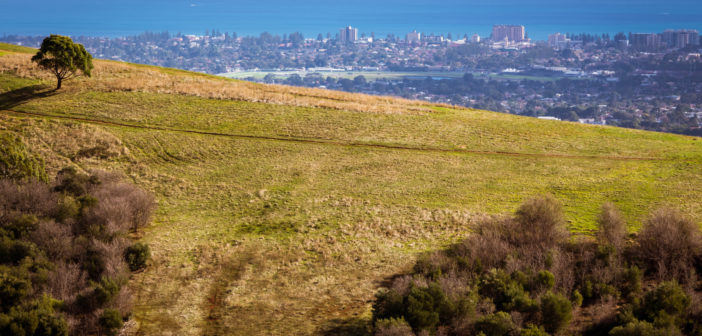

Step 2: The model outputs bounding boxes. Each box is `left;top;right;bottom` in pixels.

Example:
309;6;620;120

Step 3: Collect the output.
479;269;525;311
533;270;555;292
0;295;68;336
404;284;453;332
6;214;38;240
82;251;106;281
375;317;415;336
596;203;627;250
638;281;690;323
0;235;38;264
452;219;512;271
98;309;123;336
510;195;567;251
77;277;121;311
479;270;538;314
53;167;99;197
54;196;79;222
620;266;642;297
93;277;121;307
124;242;150;272
0;132;48;183
373;289;406;322
636;208;700;281
609;320;662;336
519;324;549;336
474;311;514;336
540;292;572;334
571;289;583;307
0;271;31;311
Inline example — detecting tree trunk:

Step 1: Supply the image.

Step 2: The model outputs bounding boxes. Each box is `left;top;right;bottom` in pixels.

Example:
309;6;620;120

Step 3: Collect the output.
56;77;62;90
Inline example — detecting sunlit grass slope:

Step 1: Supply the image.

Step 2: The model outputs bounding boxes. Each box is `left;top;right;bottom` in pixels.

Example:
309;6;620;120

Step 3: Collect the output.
1;43;701;335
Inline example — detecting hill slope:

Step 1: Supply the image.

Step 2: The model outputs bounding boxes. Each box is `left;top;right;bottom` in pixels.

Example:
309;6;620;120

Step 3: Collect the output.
1;43;701;335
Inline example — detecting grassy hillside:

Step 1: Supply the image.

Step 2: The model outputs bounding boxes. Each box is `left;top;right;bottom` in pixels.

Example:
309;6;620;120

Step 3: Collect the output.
1;43;701;335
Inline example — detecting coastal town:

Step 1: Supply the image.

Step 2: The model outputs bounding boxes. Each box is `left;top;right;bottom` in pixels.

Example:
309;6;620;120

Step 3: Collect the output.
3;25;701;135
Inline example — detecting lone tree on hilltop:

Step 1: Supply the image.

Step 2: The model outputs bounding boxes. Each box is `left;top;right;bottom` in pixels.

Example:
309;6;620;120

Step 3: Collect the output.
32;35;93;89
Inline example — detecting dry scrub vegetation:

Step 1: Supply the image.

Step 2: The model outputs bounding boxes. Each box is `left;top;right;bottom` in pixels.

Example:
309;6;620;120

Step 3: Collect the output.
0;52;438;115
372;196;702;336
0;167;155;335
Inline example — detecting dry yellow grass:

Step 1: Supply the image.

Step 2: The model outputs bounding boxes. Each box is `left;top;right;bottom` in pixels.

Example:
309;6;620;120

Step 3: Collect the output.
0;52;438;115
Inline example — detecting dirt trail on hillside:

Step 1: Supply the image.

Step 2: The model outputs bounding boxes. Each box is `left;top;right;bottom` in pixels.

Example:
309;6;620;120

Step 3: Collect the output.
1;108;665;162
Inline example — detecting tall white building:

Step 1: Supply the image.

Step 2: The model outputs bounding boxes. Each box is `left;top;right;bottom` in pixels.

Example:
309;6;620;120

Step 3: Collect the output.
406;30;421;43
339;26;358;44
548;32;569;48
492;25;526;42
471;34;481;43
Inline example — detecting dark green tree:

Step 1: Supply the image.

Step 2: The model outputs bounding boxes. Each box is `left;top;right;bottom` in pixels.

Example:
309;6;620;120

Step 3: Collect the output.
31;35;93;89
98;309;123;336
125;243;151;271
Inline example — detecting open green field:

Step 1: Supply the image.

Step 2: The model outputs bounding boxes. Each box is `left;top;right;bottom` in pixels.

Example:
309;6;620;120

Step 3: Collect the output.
219;70;559;82
1;43;701;335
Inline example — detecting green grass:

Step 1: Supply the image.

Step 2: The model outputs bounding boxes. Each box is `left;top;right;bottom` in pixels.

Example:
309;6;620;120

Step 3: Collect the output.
0;73;45;93
0;42;36;54
7;90;701;160
1;62;701;335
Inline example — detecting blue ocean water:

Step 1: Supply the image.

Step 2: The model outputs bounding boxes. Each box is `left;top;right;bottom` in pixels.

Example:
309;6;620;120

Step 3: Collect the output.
1;0;701;40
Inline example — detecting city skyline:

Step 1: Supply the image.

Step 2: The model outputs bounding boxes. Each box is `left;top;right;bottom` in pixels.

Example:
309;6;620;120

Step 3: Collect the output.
2;0;702;40
5;25;700;46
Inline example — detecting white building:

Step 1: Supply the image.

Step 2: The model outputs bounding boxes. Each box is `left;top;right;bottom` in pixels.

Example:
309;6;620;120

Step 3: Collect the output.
339;26;358;44
406;30;421;43
548;32;570;48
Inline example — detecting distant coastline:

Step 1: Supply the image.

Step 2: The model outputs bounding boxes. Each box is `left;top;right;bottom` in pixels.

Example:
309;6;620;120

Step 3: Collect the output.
2;1;702;40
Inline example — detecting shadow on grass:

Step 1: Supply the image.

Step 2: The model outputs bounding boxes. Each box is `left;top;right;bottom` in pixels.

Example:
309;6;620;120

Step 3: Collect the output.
0;84;57;110
316;274;406;336
317;317;371;336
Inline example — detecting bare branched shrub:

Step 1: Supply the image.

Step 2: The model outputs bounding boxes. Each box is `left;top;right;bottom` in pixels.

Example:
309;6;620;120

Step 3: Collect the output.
90;238;129;281
112;285;134;316
451;217;511;271
636;208;701;282
29;219;73;260
391;275;415;297
509;195;568;252
87;175;155;234
127;187;155;233
437;274;471;300
596;203;627;250
0;179;56;220
47;262;87;302
414;251;458;279
550;246;577;293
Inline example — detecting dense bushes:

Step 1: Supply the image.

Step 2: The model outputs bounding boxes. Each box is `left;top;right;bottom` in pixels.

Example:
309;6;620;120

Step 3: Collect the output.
0;167;155;335
539;292;572;333
0;132;48;183
125;242;151;271
372;195;702;335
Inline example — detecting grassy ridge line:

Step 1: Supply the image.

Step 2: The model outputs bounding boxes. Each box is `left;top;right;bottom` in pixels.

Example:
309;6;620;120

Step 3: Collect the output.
0;108;667;162
0;42;36;53
0;52;439;115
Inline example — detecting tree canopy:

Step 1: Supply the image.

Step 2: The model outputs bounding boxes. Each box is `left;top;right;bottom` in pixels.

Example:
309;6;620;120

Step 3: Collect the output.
31;35;93;89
